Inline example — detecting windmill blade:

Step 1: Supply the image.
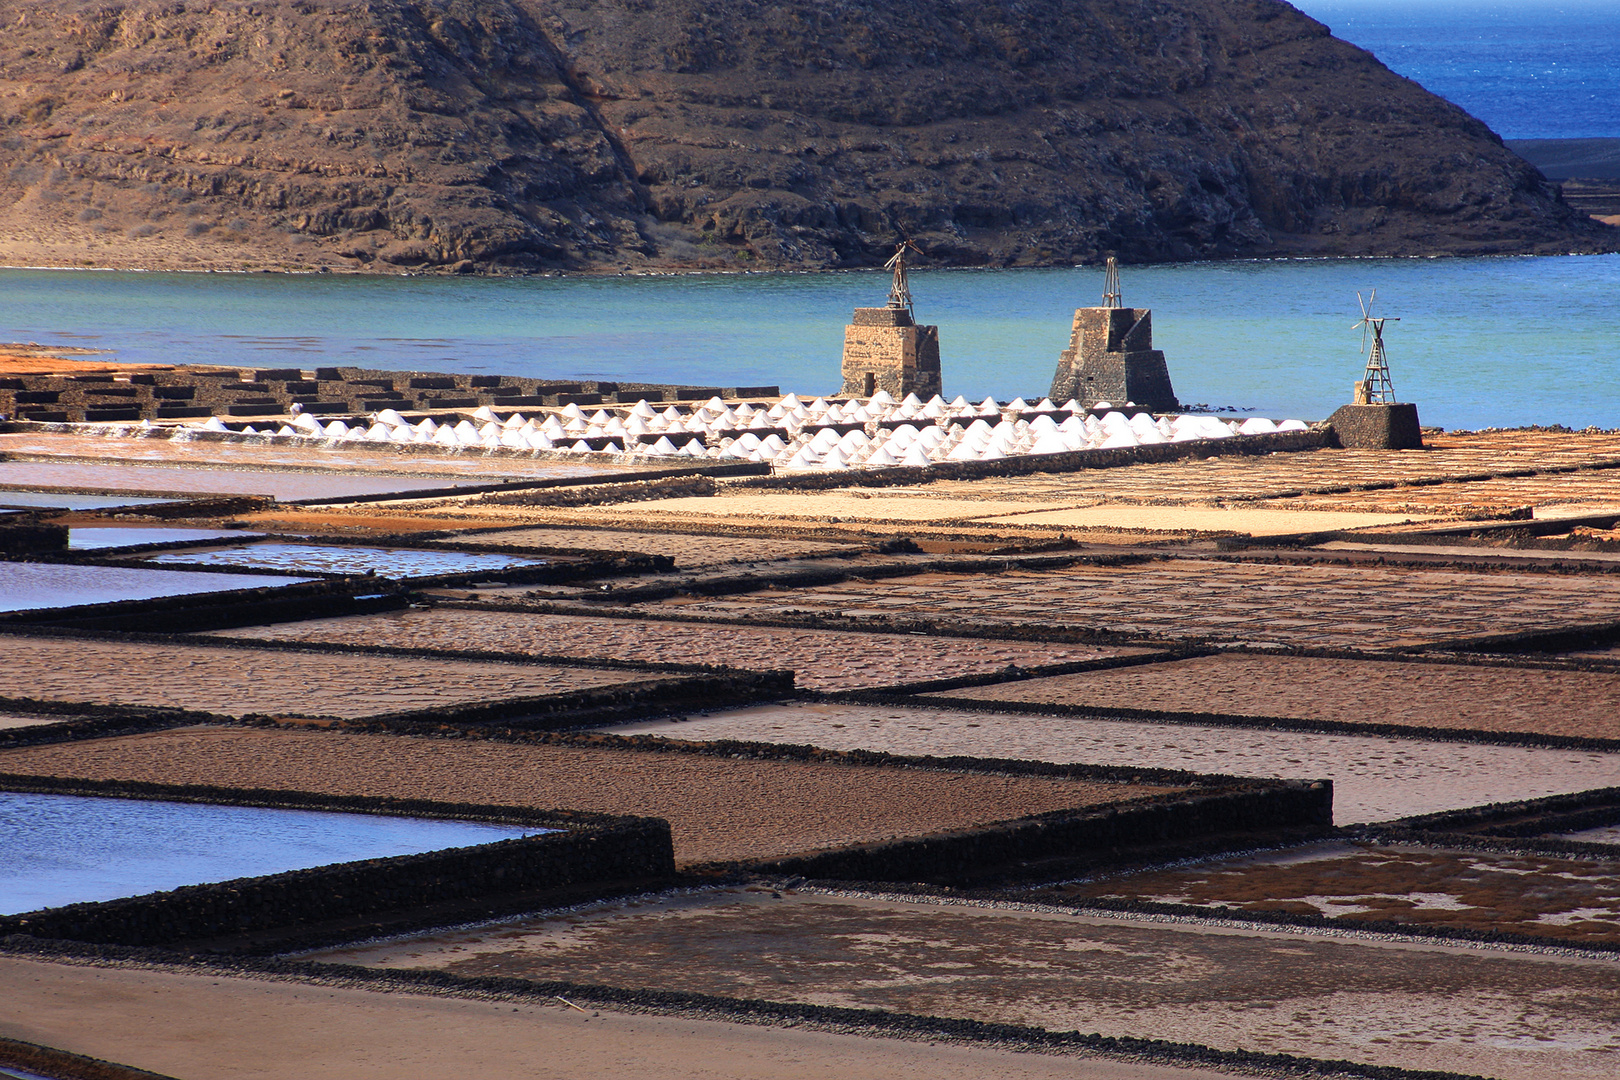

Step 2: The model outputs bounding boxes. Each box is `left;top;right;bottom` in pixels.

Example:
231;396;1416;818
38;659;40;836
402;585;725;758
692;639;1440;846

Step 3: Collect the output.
1357;290;1370;320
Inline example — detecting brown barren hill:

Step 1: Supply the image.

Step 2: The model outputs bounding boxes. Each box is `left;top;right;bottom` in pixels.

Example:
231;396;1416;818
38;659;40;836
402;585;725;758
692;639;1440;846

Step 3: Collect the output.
0;0;1611;274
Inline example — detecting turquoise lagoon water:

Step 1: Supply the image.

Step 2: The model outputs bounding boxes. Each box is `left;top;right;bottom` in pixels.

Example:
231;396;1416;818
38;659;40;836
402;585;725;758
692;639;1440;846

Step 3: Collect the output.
2;258;1617;430
0;790;544;914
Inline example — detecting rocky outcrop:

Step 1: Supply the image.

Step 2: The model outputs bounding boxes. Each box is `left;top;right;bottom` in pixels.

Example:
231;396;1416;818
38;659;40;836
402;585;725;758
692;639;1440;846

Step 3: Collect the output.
0;0;1612;273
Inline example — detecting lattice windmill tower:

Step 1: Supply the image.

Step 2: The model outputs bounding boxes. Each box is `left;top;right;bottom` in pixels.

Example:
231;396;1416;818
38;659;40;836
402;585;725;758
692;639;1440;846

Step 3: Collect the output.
1353;290;1399;405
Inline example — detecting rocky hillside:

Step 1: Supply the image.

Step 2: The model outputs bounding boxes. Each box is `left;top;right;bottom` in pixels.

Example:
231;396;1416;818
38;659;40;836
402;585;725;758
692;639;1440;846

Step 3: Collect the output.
1;0;1612;273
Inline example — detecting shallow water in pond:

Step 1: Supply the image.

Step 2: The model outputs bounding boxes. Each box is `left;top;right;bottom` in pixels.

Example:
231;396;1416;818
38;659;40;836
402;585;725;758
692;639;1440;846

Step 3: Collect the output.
0;460;489;501
0;489;180;510
0;791;546;914
0;561;315;612
68;527;263;550
146;542;545;578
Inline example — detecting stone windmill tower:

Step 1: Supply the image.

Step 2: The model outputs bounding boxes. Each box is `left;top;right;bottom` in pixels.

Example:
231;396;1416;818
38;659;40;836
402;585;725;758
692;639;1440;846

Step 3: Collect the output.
1048;258;1179;411
839;241;942;400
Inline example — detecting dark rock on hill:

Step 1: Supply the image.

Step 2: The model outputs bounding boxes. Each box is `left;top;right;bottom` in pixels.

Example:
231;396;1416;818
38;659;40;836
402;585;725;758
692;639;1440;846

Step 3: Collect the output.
0;0;1612;273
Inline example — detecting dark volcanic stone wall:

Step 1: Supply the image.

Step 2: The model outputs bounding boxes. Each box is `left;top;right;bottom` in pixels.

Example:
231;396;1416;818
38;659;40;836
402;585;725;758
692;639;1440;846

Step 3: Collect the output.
0;0;1611;272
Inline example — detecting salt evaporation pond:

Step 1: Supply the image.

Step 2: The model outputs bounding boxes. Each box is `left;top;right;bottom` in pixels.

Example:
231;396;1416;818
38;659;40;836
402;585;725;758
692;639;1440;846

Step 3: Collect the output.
0;561;316;613
0;790;547;914
68;527;263;550
0;460;489;501
146;542;545;578
0;489;181;511
608;704;1620;825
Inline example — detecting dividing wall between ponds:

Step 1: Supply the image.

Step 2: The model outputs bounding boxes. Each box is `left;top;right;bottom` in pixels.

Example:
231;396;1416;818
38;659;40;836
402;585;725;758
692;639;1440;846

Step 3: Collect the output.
749;780;1334;887
0;777;675;954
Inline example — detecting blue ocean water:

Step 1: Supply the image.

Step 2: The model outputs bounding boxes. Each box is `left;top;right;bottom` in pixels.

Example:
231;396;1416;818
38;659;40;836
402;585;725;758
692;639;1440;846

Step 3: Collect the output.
1293;0;1620;139
2;259;1616;430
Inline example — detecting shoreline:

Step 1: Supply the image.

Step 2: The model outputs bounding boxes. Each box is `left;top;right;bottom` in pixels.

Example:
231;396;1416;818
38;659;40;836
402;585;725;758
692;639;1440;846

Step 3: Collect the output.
3;248;1620;281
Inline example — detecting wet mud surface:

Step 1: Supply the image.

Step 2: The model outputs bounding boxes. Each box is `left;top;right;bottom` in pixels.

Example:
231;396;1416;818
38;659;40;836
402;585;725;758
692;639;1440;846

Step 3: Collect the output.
941;654;1620;740
0;727;1173;866
1044;841;1620;945
309;889;1620;1080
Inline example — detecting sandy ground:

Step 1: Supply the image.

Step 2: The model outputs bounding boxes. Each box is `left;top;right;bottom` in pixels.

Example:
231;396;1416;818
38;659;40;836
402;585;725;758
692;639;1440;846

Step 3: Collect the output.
0;957;1246;1080
307;888;1620;1080
608;703;1620;824
1046;841;1620;945
211;609;1148;691
625;558;1620;650
0;637;645;719
973;505;1428;533
0;727;1174;866
940;654;1620;740
559;491;1424;535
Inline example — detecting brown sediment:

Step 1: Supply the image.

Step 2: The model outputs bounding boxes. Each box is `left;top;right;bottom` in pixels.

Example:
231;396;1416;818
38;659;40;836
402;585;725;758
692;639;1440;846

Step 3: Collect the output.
0;726;1174;866
210;609;1145;691
940;655;1620;740
0;637;648;720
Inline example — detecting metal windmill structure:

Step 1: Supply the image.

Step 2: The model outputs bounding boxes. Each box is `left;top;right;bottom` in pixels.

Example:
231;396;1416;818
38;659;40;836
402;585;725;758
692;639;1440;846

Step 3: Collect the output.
885;238;922;318
1101;255;1122;308
1353;290;1399;404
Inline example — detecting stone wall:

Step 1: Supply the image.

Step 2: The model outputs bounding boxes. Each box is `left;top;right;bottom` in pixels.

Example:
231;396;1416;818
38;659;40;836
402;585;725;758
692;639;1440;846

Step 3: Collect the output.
750;781;1332;886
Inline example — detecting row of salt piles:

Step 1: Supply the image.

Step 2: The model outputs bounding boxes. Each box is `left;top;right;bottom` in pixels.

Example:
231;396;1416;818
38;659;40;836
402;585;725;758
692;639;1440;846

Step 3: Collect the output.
763;412;1307;470
191;392;1303;467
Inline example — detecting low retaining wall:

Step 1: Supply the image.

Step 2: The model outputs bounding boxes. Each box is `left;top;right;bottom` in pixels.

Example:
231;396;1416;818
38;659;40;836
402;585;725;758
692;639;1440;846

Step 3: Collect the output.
750;781;1332;886
0;777;675;952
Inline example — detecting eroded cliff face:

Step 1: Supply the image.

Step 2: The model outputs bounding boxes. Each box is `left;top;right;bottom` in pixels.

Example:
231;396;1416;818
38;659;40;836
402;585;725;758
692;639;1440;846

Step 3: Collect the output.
0;0;1611;273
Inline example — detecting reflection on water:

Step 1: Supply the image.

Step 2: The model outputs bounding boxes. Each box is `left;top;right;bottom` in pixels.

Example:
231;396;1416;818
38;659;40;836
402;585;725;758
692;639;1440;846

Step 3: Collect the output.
147;542;545;578
69;527;263;550
0;791;547;914
0;561;315;612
